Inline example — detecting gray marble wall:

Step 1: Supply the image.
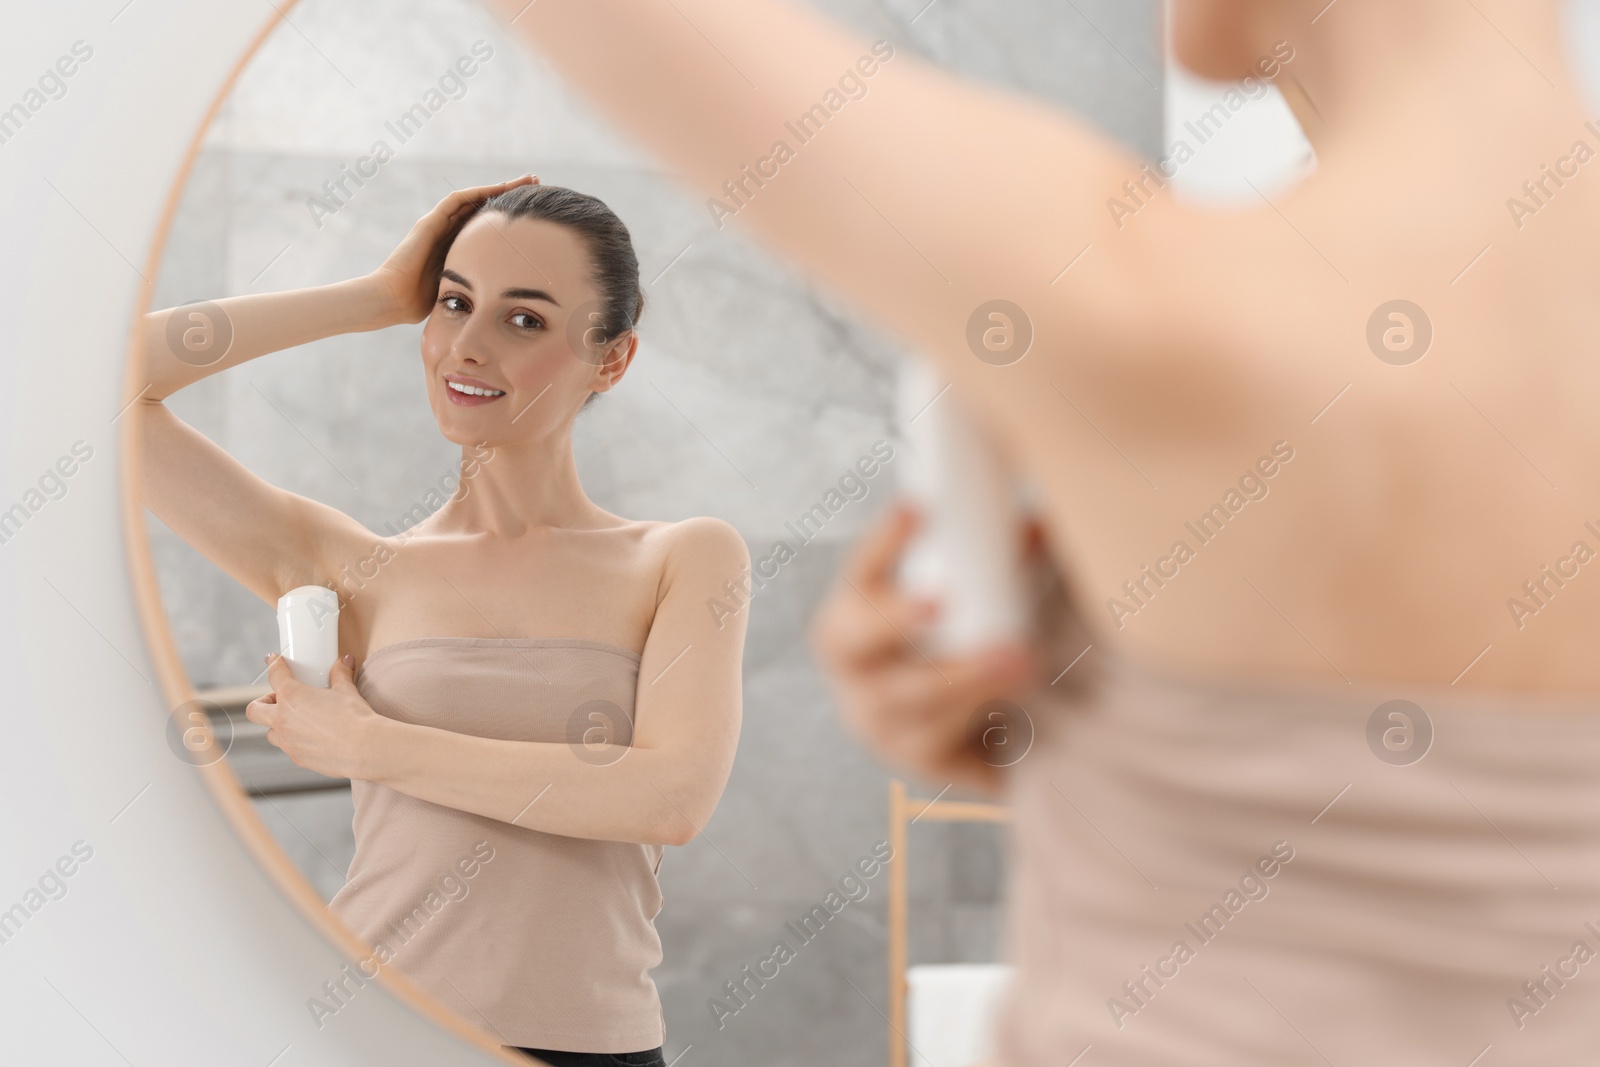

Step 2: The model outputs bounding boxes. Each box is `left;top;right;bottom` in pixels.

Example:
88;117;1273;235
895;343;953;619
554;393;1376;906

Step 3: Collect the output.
144;1;1162;1063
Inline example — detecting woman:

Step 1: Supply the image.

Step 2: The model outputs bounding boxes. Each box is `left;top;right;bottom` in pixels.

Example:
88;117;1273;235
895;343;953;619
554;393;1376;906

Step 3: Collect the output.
492;0;1600;1063
137;177;749;1066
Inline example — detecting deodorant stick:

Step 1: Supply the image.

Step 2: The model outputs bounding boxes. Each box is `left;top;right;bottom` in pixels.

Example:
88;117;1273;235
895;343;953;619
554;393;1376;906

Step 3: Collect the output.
895;360;1029;656
277;585;340;687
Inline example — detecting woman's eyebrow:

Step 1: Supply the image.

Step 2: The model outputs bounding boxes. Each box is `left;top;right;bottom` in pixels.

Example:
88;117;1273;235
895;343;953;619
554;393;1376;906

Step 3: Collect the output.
440;268;562;306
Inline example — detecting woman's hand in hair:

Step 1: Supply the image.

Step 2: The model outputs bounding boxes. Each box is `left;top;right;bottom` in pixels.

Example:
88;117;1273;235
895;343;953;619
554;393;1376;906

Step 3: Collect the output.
247;654;387;782
364;174;541;326
809;499;1044;799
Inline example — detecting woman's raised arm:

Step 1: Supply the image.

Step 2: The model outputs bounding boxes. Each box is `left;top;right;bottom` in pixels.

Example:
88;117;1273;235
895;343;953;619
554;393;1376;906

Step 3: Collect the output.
137;278;392;404
492;0;1162;455
136;277;396;607
134;177;537;606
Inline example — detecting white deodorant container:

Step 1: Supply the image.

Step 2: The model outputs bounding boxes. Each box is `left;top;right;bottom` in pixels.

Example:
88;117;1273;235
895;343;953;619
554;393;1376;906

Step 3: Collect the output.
276;585;341;687
895;360;1030;656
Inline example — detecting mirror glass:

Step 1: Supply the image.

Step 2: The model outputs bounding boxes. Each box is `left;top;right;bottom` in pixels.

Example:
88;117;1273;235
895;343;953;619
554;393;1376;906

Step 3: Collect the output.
137;1;1165;1063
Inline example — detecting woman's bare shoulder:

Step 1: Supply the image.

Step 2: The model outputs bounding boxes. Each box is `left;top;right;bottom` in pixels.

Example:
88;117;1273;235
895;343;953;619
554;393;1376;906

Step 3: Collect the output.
641;517;750;589
643;515;747;556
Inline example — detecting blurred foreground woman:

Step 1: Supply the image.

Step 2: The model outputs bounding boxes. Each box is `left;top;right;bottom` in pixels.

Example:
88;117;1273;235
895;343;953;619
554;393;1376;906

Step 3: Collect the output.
491;1;1600;1062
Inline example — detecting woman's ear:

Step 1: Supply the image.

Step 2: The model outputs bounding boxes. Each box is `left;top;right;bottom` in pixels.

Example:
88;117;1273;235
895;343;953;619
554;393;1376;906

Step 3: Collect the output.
593;330;639;392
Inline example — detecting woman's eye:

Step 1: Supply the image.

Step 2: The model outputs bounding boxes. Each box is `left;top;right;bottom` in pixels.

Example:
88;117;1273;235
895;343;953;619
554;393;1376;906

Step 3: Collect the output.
437;295;468;313
510;312;544;331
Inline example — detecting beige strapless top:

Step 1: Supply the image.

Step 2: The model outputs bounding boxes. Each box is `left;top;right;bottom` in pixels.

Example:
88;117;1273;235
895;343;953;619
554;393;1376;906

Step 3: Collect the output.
327;637;665;1054
991;554;1600;1066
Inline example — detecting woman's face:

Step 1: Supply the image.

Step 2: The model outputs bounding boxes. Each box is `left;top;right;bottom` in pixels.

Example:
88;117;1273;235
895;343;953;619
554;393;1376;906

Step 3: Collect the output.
420;212;631;447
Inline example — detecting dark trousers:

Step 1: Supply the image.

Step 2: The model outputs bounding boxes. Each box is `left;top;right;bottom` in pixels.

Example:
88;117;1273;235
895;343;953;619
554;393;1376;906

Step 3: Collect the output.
510;1046;666;1067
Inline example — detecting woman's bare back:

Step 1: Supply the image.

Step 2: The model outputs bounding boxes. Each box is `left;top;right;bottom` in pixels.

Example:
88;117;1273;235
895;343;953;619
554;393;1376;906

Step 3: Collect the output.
1052;97;1600;695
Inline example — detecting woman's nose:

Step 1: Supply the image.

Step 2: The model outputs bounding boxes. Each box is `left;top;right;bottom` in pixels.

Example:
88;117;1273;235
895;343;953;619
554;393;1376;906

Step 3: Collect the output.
449;318;493;363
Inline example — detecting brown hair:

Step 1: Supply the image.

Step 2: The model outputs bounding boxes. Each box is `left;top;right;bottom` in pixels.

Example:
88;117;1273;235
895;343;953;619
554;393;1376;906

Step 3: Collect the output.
474;183;645;412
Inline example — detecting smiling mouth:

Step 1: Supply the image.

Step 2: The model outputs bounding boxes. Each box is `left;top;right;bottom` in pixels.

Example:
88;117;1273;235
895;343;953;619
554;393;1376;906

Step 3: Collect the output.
445;379;506;406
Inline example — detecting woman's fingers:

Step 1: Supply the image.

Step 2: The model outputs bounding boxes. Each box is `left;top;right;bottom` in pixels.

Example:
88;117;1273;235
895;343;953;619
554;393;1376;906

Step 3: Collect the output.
444;174;534;205
464;173;536;198
243;692;277;726
811;496;1040;795
810;580;933;672
836;658;1014;792
859;645;1033;728
436;175;538;219
366;175;538;326
846;498;921;590
811;500;933;666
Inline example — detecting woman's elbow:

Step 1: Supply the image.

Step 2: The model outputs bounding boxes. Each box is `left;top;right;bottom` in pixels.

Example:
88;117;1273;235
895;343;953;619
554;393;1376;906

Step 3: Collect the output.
651;804;703;847
621;818;692;848
649;784;723;847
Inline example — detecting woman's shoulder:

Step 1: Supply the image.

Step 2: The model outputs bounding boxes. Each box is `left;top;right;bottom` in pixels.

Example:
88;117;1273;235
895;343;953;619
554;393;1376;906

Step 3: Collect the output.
643;516;749;576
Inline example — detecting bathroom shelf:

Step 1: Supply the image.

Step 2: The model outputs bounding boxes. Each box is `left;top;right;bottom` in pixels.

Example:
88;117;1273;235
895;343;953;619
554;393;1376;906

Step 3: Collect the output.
888;778;1009;1067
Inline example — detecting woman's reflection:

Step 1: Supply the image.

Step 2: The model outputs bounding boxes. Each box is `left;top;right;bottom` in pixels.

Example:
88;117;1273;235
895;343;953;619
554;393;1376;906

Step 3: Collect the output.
137;176;749;1067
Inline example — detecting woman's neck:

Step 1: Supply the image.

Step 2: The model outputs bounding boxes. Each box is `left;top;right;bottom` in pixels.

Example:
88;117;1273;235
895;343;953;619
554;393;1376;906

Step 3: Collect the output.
1253;0;1585;173
432;434;611;537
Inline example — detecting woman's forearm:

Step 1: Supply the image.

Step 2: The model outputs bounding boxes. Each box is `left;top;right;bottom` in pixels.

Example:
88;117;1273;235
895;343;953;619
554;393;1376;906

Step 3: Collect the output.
363;716;705;847
137;274;395;402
